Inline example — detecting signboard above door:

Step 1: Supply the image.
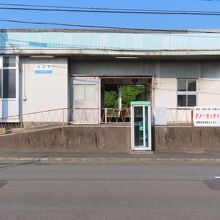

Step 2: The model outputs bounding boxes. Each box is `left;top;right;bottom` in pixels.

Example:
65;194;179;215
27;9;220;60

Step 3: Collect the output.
35;64;53;74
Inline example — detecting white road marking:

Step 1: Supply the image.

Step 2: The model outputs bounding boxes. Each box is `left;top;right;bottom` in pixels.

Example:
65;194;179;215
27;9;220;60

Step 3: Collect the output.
214;176;220;179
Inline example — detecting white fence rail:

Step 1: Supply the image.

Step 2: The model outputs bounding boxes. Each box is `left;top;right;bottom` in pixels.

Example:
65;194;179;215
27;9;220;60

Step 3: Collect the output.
101;108;130;124
0;107;194;133
0;108;68;133
167;108;193;125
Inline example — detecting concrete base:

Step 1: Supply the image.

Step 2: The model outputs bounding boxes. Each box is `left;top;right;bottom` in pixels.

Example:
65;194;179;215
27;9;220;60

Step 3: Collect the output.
0;126;131;153
0;125;220;152
130;151;154;155
154;126;220;152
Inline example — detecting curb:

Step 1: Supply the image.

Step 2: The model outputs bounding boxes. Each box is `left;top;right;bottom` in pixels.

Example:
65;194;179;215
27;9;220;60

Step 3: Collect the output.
0;157;220;163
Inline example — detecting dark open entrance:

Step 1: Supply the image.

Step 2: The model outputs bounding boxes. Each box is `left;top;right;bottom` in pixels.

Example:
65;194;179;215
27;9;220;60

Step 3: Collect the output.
101;77;152;123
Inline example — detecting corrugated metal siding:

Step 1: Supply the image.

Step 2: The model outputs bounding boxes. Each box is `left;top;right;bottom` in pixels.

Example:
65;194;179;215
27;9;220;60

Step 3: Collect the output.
1;31;220;51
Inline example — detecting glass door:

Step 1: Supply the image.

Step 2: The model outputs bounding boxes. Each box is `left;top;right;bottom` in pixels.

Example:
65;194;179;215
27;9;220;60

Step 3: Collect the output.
131;103;151;151
134;106;144;148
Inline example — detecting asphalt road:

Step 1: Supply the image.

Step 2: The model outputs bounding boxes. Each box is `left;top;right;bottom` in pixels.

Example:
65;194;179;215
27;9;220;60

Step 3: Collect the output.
0;162;220;220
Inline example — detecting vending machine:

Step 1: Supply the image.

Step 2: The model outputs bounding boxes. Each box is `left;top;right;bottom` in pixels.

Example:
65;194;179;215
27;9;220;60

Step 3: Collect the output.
131;101;152;151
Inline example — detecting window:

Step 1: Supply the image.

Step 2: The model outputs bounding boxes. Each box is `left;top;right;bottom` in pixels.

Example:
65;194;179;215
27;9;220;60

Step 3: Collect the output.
85;85;96;101
3;69;16;98
74;85;84;101
177;79;197;107
0;57;17;99
74;84;96;101
3;57;16;68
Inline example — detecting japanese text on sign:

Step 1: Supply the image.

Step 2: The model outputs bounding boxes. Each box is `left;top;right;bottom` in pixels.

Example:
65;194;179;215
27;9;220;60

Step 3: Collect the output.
193;107;220;126
35;64;53;74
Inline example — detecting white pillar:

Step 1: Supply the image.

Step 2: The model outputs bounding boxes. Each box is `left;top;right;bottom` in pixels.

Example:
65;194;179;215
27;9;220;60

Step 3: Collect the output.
118;85;122;110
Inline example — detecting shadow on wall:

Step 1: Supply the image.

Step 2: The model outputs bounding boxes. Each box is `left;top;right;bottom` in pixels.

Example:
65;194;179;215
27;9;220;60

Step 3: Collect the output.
70;60;220;79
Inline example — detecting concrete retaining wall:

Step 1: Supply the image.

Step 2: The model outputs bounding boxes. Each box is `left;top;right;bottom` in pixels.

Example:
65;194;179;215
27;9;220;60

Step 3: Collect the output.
0;126;220;152
154;126;220;152
0;126;131;153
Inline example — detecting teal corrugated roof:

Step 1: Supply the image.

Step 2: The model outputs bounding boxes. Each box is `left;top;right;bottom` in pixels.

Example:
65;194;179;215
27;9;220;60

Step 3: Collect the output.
1;30;220;51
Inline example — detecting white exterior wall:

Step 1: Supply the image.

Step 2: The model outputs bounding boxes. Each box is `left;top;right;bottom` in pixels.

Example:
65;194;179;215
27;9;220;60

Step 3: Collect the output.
21;58;68;122
153;61;200;108
154;78;177;108
152;61;220;125
153;62;200;125
199;62;220;107
153;61;220;108
198;79;220;106
17;59;220;125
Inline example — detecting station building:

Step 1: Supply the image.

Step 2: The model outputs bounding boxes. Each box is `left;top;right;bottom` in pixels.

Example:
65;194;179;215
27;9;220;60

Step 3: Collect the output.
1;29;220;152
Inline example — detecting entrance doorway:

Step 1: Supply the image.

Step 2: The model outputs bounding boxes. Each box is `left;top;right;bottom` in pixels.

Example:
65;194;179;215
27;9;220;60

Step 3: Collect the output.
101;77;152;123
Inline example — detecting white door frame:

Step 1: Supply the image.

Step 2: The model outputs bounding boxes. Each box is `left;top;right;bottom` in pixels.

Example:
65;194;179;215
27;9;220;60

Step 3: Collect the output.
131;105;152;151
72;76;100;124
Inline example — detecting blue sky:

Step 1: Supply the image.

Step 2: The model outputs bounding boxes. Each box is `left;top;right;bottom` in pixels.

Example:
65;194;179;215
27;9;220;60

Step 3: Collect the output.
1;0;220;29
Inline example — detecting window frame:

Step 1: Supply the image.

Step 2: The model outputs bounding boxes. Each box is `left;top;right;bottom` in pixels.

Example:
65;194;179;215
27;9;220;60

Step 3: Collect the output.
74;84;97;102
177;78;197;108
0;56;18;100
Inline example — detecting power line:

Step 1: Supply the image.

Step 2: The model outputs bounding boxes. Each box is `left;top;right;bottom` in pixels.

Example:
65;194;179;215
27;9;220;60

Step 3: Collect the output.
0;3;89;9
2;19;220;34
0;19;148;30
1;5;220;16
